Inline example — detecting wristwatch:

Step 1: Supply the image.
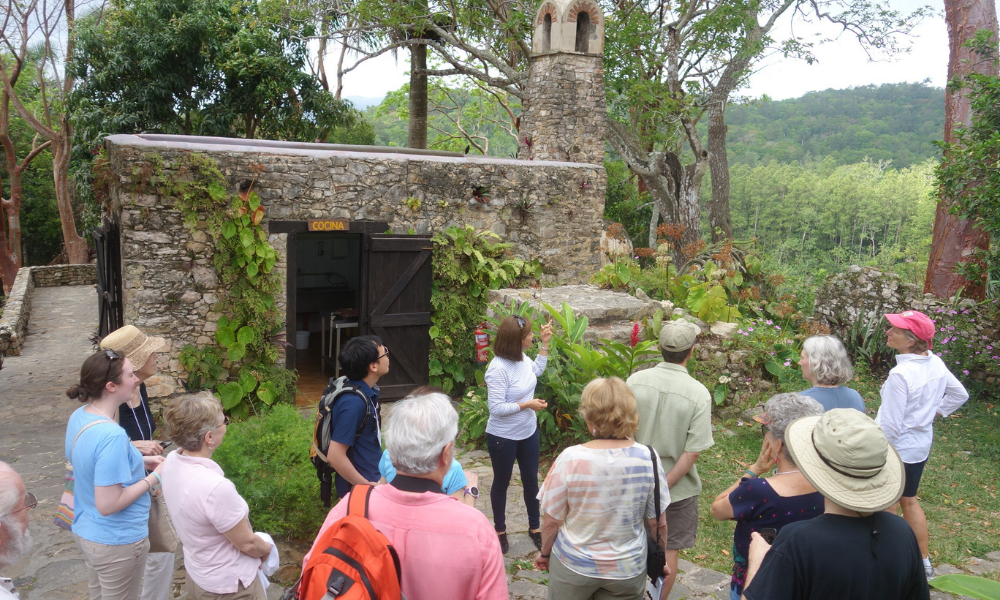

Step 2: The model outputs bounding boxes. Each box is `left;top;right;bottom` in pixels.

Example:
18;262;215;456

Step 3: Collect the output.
464;486;481;499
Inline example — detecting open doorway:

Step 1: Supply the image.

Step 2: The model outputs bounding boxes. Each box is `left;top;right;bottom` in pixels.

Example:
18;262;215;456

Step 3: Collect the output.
292;232;362;405
275;220;434;406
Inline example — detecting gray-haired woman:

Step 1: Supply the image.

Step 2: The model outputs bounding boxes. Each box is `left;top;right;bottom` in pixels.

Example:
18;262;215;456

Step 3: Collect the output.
710;393;826;600
798;335;865;412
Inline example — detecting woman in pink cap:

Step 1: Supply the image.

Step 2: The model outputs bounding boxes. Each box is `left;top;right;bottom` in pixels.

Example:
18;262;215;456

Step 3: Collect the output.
876;309;969;579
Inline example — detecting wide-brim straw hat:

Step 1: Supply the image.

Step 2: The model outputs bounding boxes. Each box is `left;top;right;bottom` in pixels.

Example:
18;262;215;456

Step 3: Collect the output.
100;325;167;372
785;408;904;513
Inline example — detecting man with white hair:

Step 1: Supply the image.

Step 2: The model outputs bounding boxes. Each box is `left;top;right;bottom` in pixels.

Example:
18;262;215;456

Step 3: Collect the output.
0;462;36;599
303;392;507;600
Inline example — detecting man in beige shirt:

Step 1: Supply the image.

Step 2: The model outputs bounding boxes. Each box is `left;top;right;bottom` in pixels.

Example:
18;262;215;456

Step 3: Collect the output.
627;320;714;599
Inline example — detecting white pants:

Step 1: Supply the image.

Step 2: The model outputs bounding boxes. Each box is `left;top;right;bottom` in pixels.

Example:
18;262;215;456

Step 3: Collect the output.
140;553;175;600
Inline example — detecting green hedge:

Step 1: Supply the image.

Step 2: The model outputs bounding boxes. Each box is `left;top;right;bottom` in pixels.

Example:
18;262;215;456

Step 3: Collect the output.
213;404;329;539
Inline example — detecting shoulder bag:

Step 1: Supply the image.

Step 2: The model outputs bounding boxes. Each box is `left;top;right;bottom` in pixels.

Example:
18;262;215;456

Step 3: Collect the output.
645;445;667;581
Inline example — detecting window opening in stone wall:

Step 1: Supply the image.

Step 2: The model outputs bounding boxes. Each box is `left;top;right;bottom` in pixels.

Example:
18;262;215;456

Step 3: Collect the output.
293;232;362;405
575;12;591;53
543;14;552;51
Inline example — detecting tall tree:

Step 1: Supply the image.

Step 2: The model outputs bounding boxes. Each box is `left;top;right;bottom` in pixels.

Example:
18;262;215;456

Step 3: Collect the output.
0;53;51;291
0;0;89;265
925;0;998;299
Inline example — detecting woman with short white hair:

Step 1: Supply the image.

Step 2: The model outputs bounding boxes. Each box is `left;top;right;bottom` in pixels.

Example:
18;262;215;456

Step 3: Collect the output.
798;335;865;412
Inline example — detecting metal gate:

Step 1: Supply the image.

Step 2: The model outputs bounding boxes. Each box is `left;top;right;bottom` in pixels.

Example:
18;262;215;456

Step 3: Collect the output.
93;216;123;339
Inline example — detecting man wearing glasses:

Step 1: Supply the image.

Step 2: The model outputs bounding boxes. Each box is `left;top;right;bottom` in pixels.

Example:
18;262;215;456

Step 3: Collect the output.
327;335;390;499
0;462;36;599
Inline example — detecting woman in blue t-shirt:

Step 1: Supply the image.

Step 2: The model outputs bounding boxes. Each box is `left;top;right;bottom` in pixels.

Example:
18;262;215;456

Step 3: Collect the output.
710;393;825;600
798;335;866;412
65;350;165;600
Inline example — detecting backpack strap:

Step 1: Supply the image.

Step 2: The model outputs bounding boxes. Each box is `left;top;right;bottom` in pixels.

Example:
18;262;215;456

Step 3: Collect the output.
348;484;374;518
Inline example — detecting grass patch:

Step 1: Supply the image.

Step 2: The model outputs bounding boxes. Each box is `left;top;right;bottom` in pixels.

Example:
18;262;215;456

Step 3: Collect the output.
686;383;1000;576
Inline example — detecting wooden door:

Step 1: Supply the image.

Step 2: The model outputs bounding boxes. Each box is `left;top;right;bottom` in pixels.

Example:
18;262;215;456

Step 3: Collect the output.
363;234;433;400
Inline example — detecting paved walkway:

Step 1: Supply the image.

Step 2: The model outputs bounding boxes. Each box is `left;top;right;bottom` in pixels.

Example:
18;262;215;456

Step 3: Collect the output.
0;285;981;600
0;285;98;599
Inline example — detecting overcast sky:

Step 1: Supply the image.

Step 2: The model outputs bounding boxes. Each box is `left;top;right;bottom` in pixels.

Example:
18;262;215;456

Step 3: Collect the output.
340;0;965;102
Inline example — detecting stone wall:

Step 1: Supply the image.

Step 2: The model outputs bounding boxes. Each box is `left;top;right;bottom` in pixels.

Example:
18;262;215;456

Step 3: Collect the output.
105;134;608;398
0;267;34;357
815;265;999;390
31;264;97;287
518;53;607;165
0;265;96;357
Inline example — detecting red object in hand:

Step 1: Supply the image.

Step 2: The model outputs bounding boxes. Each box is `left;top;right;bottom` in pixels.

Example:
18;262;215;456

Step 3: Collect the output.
475;325;490;365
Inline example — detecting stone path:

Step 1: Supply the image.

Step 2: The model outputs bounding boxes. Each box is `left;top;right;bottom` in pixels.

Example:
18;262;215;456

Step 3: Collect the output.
0;285;990;600
0;285;99;599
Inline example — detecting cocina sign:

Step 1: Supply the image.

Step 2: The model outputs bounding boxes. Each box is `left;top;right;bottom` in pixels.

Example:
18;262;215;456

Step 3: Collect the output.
307;219;350;231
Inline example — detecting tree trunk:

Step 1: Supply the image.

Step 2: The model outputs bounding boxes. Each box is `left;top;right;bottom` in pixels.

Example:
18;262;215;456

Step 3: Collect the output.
52;133;88;264
706;103;733;242
407;42;428;149
925;0;998;299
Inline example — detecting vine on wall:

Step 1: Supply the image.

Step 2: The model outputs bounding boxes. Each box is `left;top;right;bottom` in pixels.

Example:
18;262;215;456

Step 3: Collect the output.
115;152;295;416
429;225;541;394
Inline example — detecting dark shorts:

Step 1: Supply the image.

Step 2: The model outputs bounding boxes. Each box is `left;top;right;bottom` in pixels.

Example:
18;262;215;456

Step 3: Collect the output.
902;460;927;498
665;495;699;550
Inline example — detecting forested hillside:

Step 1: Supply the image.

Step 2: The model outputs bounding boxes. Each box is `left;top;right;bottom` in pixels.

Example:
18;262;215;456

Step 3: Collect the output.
725;82;945;168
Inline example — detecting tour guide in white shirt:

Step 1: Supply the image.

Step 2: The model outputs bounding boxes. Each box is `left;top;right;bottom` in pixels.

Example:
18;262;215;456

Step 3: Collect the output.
875;310;968;578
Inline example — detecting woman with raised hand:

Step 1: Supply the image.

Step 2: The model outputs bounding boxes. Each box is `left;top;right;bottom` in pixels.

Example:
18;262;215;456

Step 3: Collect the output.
535;378;669;600
710;393;825;600
100;325;173;600
65;350;165;600
797;335;865;412
160;392;272;599
877;310;969;579
484;315;553;553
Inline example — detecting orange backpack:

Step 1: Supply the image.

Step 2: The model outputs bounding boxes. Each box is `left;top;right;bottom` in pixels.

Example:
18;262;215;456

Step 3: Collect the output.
297;485;402;600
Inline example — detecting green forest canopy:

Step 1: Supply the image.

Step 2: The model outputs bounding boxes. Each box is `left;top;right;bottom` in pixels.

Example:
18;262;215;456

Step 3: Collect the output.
725;82;944;168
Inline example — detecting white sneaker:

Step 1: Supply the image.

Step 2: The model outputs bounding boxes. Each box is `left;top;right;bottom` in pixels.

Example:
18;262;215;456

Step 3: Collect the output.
924;564;935;579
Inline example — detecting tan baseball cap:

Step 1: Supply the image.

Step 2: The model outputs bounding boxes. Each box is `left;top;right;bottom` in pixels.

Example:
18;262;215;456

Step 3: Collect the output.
659;320;699;352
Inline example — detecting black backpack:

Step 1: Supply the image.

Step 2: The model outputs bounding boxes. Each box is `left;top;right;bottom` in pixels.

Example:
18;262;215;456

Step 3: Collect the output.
310;376;375;507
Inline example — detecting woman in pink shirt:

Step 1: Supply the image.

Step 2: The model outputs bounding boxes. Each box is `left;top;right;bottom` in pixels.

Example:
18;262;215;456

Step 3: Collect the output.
160;392;272;599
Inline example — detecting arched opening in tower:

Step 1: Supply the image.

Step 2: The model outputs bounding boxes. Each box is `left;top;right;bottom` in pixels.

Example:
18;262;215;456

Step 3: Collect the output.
575;11;591;53
543;13;552;51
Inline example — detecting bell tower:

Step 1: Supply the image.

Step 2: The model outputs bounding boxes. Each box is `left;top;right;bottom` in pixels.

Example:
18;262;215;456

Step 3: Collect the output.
518;0;606;165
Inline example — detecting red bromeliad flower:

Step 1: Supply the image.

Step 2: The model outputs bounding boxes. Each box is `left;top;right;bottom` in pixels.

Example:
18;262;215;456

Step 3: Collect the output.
631;322;640;348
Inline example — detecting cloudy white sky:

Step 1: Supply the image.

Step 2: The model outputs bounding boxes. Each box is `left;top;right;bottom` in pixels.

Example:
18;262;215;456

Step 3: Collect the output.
340;0;965;103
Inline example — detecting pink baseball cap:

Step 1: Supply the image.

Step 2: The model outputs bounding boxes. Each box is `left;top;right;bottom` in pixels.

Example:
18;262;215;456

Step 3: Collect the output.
885;310;935;348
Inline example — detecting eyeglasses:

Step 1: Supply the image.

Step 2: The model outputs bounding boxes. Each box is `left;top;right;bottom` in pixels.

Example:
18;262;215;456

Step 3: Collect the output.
377;347;390;360
0;492;37;519
103;349;122;384
217;415;230;428
516;316;525;328
760;423;769;435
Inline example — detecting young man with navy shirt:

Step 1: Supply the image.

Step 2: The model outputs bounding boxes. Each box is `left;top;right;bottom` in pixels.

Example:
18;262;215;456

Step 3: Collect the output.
326;335;389;498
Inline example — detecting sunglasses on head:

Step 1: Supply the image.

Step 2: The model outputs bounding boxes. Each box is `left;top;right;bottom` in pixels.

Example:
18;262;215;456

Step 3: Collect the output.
516;316;525;328
103;349;122;384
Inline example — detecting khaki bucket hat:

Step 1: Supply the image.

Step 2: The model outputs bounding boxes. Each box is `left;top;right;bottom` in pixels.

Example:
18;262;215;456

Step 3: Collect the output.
785;408;905;513
100;325;167;372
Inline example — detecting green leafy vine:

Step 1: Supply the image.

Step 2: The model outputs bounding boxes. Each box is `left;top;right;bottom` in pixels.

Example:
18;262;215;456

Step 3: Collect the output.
428;225;541;394
123;153;296;416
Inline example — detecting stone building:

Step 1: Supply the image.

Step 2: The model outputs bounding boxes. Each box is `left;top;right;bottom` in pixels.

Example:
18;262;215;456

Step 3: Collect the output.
102;3;610;400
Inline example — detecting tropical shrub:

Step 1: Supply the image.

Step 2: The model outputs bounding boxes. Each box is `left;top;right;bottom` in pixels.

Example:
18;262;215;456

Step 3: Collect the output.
213;405;328;538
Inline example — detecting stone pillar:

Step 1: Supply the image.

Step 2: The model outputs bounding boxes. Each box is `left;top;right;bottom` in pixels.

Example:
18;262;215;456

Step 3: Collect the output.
518;0;606;165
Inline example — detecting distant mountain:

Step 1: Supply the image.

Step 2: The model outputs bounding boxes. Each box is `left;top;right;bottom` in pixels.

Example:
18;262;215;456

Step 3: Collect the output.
725;82;945;168
345;95;385;110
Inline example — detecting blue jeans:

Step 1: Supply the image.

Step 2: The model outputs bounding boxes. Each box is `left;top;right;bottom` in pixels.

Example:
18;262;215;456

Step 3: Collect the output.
487;428;540;532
